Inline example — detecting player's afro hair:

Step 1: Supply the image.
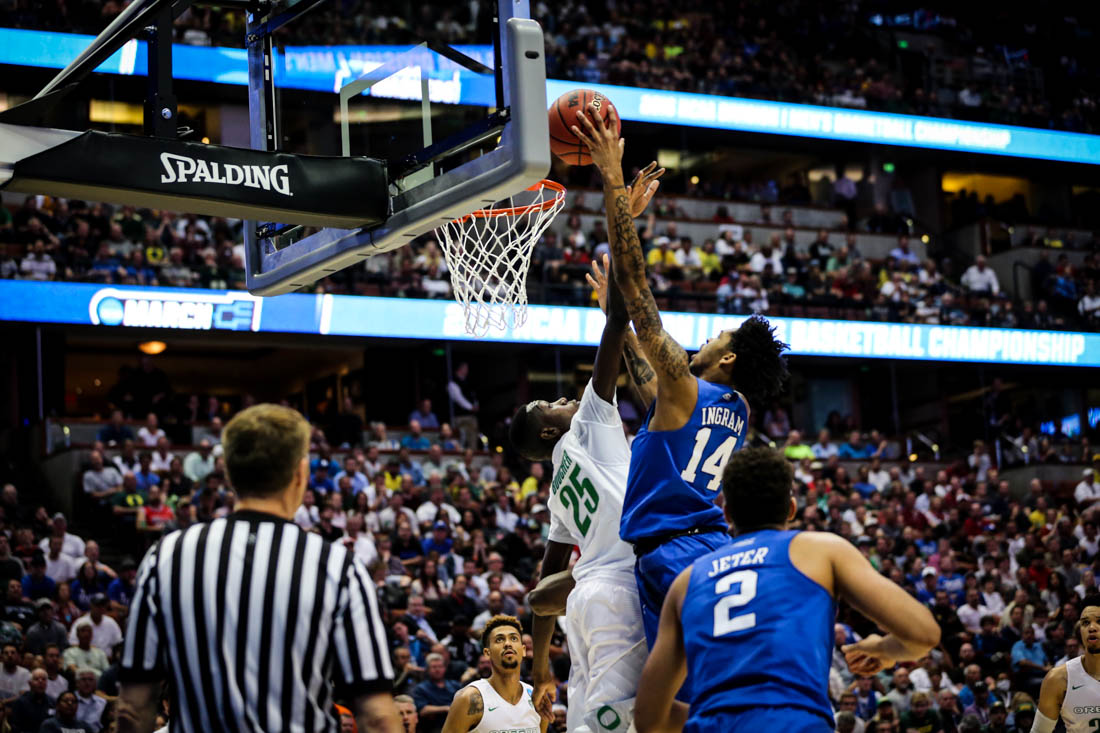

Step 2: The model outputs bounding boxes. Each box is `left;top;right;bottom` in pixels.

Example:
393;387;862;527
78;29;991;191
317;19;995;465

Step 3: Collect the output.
729;314;790;407
721;446;794;531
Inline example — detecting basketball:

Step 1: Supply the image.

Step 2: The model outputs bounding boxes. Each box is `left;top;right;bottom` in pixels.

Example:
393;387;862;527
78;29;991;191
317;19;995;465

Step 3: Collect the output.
548;89;621;166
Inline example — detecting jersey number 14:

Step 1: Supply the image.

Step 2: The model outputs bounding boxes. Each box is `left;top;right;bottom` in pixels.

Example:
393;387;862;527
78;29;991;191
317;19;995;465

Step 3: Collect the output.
560;464;600;537
681;427;738;491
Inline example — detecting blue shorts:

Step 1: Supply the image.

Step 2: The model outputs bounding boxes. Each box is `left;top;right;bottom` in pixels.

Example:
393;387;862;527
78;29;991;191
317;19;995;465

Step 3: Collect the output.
685;707;833;733
633;529;731;648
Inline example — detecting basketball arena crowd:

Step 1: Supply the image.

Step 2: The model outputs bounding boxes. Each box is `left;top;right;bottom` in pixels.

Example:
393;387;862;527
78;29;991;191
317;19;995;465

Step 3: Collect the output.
1;1;1098;135
0;351;1090;733
2;191;1100;334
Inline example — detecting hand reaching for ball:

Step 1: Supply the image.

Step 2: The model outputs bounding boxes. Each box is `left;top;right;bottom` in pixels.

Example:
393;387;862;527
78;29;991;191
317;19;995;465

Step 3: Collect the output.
571;101;625;176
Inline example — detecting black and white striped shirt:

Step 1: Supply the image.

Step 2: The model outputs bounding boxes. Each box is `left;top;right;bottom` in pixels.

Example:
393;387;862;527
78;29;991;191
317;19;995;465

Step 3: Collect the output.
121;510;393;733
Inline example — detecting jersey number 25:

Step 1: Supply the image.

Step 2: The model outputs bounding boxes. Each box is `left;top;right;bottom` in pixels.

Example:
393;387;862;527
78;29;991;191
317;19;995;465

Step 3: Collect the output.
681;427;738;491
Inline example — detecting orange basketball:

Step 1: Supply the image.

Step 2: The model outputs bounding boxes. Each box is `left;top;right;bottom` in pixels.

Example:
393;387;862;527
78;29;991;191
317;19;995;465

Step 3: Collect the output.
548;89;621;166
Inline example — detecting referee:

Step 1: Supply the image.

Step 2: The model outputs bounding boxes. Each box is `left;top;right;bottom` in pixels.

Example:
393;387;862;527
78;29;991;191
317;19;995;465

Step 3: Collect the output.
117;404;401;733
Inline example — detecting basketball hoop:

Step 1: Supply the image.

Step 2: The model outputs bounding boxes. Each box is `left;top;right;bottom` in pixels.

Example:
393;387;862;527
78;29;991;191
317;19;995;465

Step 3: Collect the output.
437;179;566;336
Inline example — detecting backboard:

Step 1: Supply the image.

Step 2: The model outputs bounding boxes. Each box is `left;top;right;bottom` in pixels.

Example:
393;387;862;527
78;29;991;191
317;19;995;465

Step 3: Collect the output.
242;0;552;295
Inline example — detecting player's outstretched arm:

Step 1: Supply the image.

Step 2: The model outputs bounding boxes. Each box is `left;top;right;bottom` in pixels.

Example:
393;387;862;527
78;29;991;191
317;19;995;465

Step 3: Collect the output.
587;255;657;409
591;256;631;403
810;535;939;673
573;105;697;431
528;540;575;717
1031;665;1066;733
441;686;483;733
635;568;691;733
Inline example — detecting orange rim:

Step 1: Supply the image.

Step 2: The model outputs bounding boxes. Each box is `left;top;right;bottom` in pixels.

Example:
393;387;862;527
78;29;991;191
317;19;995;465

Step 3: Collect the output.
453;179;567;223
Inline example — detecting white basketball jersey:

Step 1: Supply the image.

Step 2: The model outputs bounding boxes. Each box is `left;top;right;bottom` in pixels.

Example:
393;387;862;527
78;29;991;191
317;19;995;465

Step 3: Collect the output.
468;679;541;733
548;380;636;584
1063;656;1100;733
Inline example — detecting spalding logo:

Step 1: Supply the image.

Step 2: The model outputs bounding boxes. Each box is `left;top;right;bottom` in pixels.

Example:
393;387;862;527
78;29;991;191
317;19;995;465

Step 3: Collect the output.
159;153;293;196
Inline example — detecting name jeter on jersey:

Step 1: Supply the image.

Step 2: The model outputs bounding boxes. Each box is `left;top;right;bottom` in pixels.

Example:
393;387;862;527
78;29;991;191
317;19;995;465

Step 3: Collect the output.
706;547;769;577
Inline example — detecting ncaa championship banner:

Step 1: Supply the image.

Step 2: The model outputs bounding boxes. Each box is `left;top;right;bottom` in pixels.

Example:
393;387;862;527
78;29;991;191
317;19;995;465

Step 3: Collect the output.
1;280;1097;367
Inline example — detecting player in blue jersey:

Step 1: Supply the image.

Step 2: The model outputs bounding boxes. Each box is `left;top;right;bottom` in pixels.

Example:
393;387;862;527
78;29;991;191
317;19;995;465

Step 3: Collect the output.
573;106;791;646
633;447;941;733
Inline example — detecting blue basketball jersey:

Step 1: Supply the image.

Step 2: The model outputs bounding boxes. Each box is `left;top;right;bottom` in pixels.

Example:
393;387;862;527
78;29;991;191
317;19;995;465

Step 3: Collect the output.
620;378;747;543
680;530;835;726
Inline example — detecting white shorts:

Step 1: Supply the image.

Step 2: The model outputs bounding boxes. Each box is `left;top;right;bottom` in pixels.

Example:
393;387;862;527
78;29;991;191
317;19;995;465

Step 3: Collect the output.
565;577;647;733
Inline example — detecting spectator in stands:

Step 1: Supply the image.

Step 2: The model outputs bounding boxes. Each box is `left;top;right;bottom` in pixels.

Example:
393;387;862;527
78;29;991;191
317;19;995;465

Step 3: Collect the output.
1079;281;1100;325
19;241;57;281
409;399;440;430
67;595;121;653
182;439;215;482
82;451;122;505
111;472;145;531
136;412;165;447
132;451;160;493
112;440;139;475
812;429;838;459
293;489;320;530
40;690;90;733
11;668;54;733
37;514;84;560
1075;469;1100;510
340;456;373;494
25;599;67;656
22;554;55;601
783;430;814;460
0;642;29;701
0;536;24;590
136;485;174;539
969;440;992;482
412;652;460;733
838;431;872;459
0;577;33;628
762;405;792;440
149;436;173;473
313;505;344;544
889;235;920;269
96;410;133;446
1010;624;1049;698
63;624;108;676
448;362;480;451
402;420;432;451
43;537;76;585
961;255;1000;295
370;422;401;451
73;668;105;731
327;397;365;448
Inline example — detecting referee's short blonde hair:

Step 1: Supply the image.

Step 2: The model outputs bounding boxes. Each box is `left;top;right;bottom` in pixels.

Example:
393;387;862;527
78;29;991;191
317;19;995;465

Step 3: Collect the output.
224;404;311;498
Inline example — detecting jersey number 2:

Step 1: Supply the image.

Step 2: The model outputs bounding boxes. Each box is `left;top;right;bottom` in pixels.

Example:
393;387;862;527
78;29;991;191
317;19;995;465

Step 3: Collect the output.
713;569;758;636
681;427;738;491
560;464;599;537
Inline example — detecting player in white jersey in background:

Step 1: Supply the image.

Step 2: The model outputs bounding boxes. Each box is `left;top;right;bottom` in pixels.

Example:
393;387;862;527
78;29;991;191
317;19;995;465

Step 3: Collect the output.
441;615;547;733
511;169;663;732
1033;596;1100;733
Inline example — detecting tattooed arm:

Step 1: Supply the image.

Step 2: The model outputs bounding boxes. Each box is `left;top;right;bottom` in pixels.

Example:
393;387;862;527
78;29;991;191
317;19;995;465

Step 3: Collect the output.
587;256;657;410
573;104;697;430
441;686;483;733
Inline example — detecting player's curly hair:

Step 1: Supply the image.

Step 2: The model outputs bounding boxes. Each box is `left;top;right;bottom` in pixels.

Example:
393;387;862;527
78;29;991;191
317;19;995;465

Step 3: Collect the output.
721;446;794;531
728;314;790;407
481;614;523;649
508;404;555;461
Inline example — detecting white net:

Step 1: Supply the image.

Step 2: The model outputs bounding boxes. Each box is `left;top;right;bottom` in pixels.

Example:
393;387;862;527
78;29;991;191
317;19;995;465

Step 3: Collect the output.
437;180;566;336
